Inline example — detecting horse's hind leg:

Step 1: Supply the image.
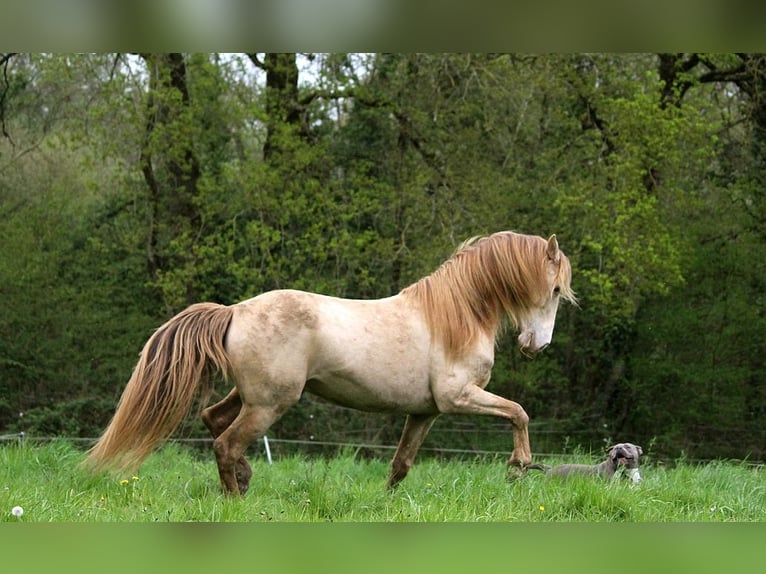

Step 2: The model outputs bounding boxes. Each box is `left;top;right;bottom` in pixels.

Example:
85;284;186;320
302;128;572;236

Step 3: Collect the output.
201;388;252;494
387;414;440;489
213;402;292;496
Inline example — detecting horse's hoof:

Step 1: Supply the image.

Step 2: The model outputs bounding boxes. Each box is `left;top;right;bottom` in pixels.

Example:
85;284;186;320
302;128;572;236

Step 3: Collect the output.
236;475;250;495
507;463;529;481
235;460;252;495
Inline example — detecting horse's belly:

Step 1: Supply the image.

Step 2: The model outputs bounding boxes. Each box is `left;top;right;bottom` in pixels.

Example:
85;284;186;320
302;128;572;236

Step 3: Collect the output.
304;295;436;413
304;368;437;414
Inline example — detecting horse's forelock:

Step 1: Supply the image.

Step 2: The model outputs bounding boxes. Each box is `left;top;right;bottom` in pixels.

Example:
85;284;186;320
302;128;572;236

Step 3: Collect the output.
554;249;577;305
402;231;559;360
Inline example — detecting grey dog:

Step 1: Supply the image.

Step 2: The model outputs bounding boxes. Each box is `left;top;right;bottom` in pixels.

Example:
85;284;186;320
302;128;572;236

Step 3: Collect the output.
528;442;643;483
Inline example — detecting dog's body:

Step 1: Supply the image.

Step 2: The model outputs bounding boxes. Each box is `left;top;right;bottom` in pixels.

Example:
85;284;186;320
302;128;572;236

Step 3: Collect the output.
528;443;643;483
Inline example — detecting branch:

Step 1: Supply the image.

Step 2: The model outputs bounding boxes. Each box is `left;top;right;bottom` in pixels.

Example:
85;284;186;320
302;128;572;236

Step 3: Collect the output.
698;64;750;85
579;93;615;156
0;53;16;67
301;83;446;184
678;53;701;73
1;52;18;142
246;53;265;70
108;53;122;82
658;53;700;107
296;86;387;108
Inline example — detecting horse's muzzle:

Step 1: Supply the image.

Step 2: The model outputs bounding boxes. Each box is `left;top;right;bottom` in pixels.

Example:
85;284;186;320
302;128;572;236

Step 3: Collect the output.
518;331;549;355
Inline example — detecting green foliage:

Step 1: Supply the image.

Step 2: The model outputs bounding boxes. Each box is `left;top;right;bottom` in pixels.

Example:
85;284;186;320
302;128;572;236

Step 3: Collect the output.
554;76;718;323
18;398;117;437
0;131;155;432
627;225;765;460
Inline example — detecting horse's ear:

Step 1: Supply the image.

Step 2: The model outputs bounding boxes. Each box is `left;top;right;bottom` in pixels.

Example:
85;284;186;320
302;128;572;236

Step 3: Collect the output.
546;234;561;263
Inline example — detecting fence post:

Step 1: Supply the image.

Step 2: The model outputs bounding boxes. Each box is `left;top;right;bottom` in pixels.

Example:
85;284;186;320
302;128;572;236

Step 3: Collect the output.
263;436;272;464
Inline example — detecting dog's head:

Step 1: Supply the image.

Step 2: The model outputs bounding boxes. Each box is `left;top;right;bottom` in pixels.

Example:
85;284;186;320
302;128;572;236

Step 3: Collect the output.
607;443;643;483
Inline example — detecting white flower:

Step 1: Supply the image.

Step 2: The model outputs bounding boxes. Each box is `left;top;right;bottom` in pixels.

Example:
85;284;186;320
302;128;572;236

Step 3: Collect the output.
11;505;24;517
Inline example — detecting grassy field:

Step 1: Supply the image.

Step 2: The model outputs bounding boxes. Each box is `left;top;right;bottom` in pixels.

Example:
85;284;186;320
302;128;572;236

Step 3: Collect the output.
1;439;763;522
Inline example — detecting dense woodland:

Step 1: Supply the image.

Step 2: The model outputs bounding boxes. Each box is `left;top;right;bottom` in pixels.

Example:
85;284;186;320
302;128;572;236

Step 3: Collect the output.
0;53;763;462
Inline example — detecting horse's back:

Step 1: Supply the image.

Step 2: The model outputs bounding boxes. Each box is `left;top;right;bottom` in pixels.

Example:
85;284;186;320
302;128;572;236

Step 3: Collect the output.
231;289;321;339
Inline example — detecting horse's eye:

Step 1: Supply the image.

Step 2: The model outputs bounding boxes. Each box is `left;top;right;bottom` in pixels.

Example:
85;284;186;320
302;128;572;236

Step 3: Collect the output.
553;286;561;296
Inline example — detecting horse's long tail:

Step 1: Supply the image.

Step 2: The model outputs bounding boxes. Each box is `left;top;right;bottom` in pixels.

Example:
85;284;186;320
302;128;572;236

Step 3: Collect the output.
84;302;234;474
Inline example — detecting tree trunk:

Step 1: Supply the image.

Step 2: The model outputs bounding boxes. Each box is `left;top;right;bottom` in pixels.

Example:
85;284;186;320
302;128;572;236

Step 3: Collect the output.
139;53;201;282
248;53;302;162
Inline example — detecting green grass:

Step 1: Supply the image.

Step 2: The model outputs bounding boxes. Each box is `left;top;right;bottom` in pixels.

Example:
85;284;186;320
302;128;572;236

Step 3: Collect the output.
1;440;763;522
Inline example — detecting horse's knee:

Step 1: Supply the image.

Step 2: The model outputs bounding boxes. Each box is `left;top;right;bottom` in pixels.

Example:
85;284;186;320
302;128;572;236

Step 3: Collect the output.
202;406;232;438
509;402;529;428
201;406;216;432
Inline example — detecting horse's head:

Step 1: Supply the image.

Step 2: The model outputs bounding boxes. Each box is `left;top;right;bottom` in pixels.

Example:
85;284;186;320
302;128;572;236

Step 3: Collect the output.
399;230;575;362
516;235;575;355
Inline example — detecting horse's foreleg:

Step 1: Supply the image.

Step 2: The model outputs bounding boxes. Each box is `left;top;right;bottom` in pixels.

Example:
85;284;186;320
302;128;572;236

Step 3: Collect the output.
201;388;253;494
506;405;531;479
387;413;440;489
439;385;532;476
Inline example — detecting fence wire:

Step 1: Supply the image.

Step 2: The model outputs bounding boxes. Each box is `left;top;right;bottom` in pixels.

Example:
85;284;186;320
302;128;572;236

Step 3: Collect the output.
1;431;763;466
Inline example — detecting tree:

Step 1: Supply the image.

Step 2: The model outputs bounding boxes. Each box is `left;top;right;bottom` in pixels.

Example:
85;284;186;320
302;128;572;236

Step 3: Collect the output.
658;53;766;237
0;53;762;460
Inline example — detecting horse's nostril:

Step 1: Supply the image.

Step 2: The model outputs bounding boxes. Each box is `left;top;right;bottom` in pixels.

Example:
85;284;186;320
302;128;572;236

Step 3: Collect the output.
518;332;533;349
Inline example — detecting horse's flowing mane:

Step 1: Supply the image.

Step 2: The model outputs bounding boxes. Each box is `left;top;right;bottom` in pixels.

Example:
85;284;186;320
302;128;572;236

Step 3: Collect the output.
400;231;574;360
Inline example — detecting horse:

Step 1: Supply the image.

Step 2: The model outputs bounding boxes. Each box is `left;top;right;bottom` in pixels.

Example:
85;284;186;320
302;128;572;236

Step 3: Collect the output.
85;231;576;495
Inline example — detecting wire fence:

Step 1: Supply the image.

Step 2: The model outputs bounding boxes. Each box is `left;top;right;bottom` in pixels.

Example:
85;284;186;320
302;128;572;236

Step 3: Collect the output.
1;431;763;466
0;431;518;456
5;390;762;464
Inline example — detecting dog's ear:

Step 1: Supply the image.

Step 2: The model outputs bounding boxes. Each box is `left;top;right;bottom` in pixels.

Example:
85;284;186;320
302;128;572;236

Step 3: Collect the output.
636;445;643;456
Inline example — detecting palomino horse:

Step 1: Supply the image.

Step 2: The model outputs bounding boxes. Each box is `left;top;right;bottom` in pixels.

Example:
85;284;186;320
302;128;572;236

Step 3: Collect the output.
86;231;576;495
